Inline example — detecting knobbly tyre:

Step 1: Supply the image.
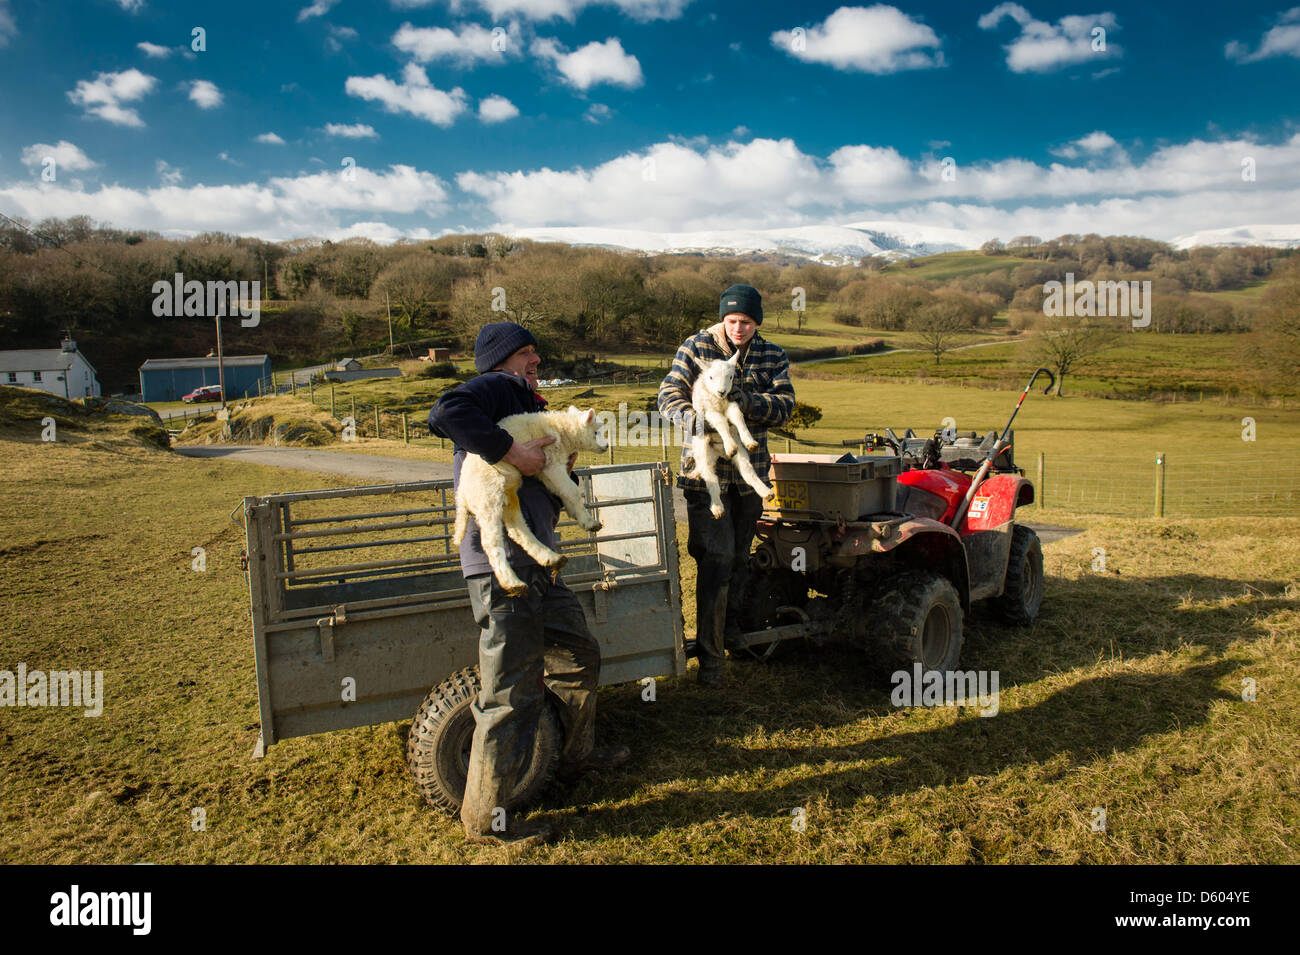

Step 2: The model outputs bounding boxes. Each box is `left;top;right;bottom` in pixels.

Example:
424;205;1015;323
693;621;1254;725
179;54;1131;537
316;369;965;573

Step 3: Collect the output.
239;370;1050;815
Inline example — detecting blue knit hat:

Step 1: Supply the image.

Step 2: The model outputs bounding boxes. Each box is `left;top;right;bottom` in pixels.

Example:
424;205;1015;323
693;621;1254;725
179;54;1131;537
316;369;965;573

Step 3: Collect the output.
474;322;538;374
719;284;763;324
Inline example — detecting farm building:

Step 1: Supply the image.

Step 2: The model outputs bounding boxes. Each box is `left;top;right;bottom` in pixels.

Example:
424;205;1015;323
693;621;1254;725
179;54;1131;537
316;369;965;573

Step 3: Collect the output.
0;338;100;399
139;355;271;402
335;358;362;371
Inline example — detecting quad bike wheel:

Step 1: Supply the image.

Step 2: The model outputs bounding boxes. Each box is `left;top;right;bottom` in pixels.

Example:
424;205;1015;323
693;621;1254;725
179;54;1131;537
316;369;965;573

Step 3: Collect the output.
871;571;965;673
991;524;1044;626
406;666;561;815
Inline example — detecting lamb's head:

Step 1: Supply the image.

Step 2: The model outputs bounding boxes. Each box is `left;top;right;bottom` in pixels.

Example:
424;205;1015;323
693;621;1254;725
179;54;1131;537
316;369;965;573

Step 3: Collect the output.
565;406;609;453
698;349;741;400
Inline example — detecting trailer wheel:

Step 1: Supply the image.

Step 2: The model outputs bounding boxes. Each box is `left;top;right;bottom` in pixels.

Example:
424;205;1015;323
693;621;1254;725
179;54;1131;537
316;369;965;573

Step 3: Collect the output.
406;667;561;816
872;571;964;673
991;524;1043;626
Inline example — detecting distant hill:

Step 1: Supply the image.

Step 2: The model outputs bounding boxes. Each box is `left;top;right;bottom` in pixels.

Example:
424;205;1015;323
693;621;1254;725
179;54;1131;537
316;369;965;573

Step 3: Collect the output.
514;219;1300;264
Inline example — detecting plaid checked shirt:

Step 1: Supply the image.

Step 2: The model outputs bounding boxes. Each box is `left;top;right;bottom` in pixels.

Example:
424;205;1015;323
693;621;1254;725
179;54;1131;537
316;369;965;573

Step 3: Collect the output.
657;322;796;495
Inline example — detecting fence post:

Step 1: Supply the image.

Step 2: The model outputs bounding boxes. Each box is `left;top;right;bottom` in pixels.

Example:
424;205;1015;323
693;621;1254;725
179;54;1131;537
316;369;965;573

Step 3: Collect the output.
351;396;356;425
272;372;277;394
440;435;445;450
608;442;614;464
291;375;296;397
402;412;409;444
1037;452;1045;509
258;378;263;397
309;378;314;404
330;386;335;419
786;437;792;453
1154;452;1166;518
374;405;381;439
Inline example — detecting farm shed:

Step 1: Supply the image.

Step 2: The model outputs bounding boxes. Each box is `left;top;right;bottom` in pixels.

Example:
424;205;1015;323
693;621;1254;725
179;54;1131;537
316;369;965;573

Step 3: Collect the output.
322;367;402;383
0;338;100;400
139;355;271;402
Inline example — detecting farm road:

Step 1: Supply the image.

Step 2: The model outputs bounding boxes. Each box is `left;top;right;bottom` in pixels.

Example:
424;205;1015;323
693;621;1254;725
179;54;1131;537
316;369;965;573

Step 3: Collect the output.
175;444;1080;540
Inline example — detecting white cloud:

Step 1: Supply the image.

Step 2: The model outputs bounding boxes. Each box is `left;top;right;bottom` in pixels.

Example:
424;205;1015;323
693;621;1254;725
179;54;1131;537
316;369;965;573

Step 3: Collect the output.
156;159;183;186
478;95;520;122
0;164;452;241
771;6;944;73
345;63;469;126
136;41;172;57
254;132;286;144
1050;130;1120;159
531;36;643;89
189;80;223;109
297;0;340;22
455;132;1300;235
20;141;97;173
979;4;1120;73
325;122;378;138
388;0;689;22
584;103;613;123
116;0;145;12
67;69;156;127
1226;7;1300;62
0;1;15;48
393;22;520;66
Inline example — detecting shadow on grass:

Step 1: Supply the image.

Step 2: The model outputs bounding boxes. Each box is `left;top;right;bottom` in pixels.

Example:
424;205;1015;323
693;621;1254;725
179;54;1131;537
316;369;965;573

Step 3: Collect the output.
540;571;1291;836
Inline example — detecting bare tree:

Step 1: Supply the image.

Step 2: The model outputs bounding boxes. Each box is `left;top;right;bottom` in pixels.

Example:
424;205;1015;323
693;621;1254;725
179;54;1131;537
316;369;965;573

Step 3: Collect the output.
1033;317;1120;395
907;300;973;364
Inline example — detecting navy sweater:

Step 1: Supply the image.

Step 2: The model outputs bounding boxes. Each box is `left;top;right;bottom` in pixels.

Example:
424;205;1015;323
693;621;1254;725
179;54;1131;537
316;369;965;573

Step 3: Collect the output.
427;371;566;579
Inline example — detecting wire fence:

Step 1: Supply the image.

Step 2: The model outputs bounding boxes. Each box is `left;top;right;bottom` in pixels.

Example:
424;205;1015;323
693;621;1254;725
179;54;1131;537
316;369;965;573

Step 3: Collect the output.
1038;451;1300;517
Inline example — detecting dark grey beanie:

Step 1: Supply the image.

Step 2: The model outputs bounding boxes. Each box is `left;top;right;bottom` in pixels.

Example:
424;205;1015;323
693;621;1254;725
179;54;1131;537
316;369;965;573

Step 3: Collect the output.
474;322;538;373
719;284;763;324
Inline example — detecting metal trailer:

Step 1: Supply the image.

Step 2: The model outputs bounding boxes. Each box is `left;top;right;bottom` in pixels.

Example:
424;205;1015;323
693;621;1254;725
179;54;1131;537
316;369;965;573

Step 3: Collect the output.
241;461;686;809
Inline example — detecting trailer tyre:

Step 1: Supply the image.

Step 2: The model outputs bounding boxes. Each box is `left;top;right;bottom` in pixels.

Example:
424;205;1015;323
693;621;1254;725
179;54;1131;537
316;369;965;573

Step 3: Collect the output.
991;524;1043;626
872;571;964;673
406;667;561;816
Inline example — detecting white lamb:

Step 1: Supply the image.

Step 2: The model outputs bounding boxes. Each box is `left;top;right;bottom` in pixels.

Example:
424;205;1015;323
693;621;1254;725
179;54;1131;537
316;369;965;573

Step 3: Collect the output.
683;349;775;518
453;405;609;595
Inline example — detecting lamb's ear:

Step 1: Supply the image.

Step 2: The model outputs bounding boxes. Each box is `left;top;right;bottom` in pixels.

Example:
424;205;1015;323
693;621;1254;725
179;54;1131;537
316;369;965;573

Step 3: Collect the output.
581;409;596;425
727;349;741;364
568;405;580;414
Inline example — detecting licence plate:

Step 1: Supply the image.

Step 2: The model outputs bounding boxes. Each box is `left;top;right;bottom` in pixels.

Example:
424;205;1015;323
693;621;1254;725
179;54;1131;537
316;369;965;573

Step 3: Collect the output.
775;480;809;510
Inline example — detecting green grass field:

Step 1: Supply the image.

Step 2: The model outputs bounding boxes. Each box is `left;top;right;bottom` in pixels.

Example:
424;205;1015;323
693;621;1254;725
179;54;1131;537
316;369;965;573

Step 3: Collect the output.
2;388;1298;863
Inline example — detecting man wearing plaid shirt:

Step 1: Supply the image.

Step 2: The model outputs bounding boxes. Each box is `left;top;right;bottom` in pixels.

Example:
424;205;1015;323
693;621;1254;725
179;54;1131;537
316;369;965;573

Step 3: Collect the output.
657;284;796;687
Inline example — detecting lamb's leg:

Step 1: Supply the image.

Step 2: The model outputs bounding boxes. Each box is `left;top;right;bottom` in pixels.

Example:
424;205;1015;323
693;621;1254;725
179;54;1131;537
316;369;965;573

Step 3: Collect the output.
502;493;567;570
725;402;759;453
476;503;530;596
540;463;601;533
730;441;774;500
704;408;738;458
694;435;725;519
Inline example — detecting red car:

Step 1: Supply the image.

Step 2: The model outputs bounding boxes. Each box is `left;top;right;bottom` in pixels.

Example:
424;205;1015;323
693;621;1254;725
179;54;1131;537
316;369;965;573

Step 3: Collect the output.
182;384;223;403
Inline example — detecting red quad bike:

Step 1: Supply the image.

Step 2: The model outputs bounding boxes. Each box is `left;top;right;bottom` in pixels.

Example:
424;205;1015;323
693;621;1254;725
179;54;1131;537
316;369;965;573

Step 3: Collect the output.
734;368;1054;675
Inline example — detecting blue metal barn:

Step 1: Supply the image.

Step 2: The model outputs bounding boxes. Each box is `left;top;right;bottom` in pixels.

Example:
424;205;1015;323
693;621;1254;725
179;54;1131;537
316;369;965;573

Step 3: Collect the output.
138;355;272;402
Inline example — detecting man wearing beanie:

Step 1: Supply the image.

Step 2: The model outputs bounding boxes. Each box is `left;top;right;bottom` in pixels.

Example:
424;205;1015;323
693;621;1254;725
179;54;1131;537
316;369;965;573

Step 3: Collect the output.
428;321;629;846
657;285;796;688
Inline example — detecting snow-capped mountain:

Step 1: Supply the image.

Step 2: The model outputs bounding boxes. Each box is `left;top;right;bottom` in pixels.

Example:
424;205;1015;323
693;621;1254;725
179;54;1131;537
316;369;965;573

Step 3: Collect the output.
509;221;986;265
507;220;1300;264
1172;224;1300;250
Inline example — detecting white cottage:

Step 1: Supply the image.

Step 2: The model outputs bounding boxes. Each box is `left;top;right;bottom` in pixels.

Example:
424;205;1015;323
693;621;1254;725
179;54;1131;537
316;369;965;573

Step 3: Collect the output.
0;338;100;399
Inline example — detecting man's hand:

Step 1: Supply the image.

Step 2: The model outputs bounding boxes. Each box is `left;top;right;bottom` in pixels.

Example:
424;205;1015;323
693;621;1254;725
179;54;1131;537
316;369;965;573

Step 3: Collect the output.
727;381;751;414
503;436;555;476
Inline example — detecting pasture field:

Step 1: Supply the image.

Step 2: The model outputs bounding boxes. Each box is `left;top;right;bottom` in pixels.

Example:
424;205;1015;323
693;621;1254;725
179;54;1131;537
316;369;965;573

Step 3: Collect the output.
2;382;1297;863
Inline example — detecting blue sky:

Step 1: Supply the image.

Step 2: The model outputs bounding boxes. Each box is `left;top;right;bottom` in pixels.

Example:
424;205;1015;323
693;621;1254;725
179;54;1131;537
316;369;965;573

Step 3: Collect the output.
2;0;1299;242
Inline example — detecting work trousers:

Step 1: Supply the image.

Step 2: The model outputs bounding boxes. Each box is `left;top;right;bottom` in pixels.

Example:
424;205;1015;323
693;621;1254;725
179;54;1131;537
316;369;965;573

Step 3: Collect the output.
460;565;601;834
684;484;765;671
